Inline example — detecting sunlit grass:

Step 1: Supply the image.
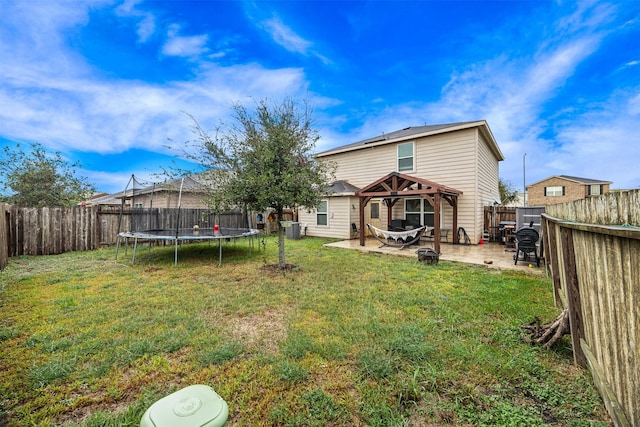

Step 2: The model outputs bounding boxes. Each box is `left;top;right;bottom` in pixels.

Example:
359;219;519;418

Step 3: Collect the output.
0;236;610;426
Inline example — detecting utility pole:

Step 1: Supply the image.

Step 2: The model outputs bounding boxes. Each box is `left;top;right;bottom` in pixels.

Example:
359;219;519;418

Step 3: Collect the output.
523;153;527;207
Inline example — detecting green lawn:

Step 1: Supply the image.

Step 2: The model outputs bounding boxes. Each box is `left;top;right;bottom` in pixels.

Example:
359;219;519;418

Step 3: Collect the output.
0;237;610;426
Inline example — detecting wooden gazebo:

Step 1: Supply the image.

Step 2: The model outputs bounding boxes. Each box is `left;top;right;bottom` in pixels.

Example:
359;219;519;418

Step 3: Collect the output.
356;172;462;253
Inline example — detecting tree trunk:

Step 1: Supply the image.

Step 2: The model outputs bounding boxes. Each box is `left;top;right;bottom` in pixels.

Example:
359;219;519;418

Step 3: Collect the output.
521;307;571;349
276;207;286;268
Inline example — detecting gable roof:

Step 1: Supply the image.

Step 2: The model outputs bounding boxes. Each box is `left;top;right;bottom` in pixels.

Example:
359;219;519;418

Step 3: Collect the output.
527;175;613;188
357;171;462;198
316;120;504;161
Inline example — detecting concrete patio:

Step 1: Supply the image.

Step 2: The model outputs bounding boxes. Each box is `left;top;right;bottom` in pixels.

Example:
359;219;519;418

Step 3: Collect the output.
325;238;544;274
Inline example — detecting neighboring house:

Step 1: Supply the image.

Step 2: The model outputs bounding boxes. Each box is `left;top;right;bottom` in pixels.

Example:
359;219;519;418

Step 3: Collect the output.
526;175;612;206
83;192;118;207
128;175;212;209
298;120;504;246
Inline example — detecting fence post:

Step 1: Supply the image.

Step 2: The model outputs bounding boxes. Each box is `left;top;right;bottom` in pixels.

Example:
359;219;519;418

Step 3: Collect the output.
0;204;8;271
560;227;586;367
542;216;563;308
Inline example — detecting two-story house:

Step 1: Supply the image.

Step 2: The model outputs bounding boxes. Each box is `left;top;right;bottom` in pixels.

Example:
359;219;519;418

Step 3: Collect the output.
298;120;504;247
526;175;612;206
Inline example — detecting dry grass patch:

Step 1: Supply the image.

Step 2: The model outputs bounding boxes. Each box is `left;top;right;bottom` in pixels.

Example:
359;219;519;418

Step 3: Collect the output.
204;307;290;356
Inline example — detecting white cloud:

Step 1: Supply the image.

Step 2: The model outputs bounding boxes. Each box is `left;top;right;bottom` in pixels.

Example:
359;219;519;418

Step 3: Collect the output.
162;24;209;57
338;1;638;189
257;15;331;65
0;1;318;158
545;90;640;189
262;16;311;54
115;0;156;43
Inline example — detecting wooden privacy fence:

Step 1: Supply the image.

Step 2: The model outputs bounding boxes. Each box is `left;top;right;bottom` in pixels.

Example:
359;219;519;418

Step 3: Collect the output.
0;204;9;270
542;190;640;427
483;206;516;241
7;206;97;257
2;206;246;260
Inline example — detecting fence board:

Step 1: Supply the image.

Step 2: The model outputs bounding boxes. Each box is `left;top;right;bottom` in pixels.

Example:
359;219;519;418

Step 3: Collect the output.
547;189;639;225
0;204;8;270
543;212;639;426
4;206;247;256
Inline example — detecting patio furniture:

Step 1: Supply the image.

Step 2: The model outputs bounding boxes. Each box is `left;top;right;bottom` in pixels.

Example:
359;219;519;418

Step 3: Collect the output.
367;223;428;249
390;218;406;231
514;226;540;267
351;222;359;238
423;228;451;243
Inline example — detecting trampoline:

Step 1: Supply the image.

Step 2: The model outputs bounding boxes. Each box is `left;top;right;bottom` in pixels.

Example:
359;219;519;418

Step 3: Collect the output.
116;227;260;266
114;174;261;266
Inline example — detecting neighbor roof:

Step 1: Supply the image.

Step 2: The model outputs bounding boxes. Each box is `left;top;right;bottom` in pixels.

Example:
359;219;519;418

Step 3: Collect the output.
527;175;613;188
315;120;504;161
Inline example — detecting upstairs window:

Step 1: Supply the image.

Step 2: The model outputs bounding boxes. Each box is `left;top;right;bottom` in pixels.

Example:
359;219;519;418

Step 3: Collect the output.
316;200;328;226
398;142;414;172
545;186;564;197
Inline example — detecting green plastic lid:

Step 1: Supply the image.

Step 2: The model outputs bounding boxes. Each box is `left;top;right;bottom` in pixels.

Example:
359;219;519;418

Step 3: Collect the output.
140;384;228;427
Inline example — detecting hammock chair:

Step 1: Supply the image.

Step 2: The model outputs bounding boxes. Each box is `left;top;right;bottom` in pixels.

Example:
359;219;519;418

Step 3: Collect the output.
366;224;428;249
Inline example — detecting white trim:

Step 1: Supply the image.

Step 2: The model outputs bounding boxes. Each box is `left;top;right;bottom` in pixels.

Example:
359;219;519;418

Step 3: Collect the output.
397;141;415;172
316;120;504;161
316;199;329;226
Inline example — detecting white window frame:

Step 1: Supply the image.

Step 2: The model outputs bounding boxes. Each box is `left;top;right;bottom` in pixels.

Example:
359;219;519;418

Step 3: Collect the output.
316;199;328;226
546;186;563;197
589;184;601;196
404;198;437;227
397;142;414;172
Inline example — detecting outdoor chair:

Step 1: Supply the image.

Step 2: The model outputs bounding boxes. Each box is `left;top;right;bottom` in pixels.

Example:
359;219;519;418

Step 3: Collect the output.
423;228;451;243
514;226;540;267
351;222;359;238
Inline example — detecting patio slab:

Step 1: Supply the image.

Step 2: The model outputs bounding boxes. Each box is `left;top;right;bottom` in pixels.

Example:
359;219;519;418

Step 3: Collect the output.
324;238;544;274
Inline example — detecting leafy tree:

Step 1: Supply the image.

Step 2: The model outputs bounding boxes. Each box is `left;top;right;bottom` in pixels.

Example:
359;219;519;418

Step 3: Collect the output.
0;142;95;207
181;98;335;269
499;178;519;206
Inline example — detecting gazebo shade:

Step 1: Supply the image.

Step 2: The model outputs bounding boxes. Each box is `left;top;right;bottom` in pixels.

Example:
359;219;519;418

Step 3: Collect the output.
355;172;462;253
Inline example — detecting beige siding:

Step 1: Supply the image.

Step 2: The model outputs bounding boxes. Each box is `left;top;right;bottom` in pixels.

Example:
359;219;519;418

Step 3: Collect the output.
475;130;500;242
300;196;356;239
318;127;502;244
131;192;208;209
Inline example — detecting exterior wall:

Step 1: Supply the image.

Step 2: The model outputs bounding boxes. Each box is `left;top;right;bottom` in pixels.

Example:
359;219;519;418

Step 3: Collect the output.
299;196;357;239
475;130;501;242
527;177;610;206
317;127;501;243
131;192;208;209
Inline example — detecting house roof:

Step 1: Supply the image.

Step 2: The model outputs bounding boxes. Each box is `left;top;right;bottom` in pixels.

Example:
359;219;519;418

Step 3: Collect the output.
328;180;360;195
131;172;219;197
315;120;504;161
527;175;613;188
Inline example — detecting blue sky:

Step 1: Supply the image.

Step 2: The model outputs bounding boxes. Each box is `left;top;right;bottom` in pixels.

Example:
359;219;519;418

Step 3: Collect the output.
1;0;639;195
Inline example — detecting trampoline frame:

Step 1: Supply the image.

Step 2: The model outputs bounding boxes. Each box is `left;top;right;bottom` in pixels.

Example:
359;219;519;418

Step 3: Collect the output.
116;227;260;266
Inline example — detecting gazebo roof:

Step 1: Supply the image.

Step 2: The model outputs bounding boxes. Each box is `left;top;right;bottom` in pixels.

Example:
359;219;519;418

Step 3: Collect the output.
356;172;462;199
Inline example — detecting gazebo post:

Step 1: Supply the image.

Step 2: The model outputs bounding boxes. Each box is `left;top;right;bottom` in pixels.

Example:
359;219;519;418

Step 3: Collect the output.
434;193;441;254
359;196;365;246
452;198;458;245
